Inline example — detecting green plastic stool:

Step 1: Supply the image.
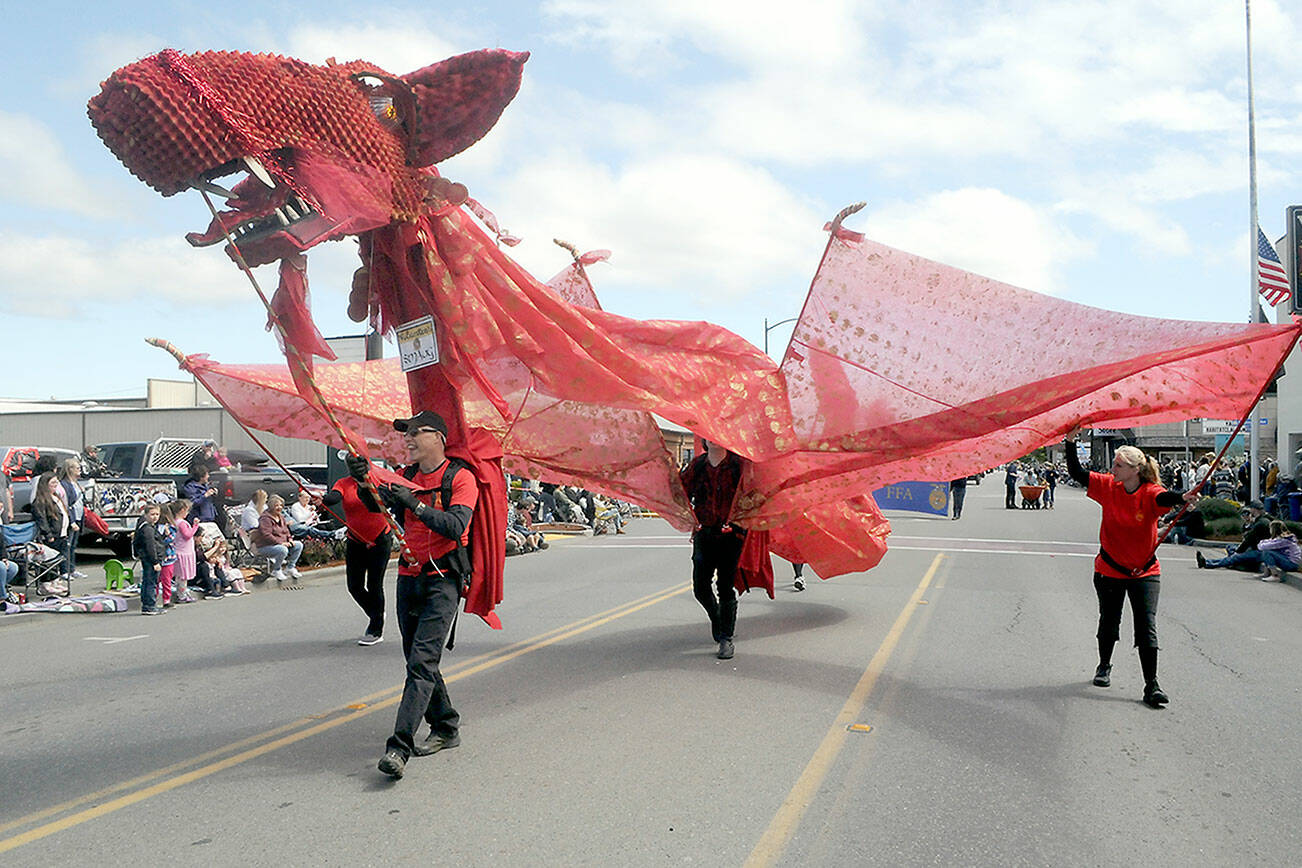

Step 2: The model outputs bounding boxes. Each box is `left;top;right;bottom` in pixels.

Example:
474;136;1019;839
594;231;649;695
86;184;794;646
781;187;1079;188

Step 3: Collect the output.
104;559;134;592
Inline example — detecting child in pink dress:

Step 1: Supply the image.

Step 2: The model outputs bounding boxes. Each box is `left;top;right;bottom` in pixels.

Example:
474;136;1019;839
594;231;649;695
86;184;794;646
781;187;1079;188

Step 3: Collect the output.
171;499;200;600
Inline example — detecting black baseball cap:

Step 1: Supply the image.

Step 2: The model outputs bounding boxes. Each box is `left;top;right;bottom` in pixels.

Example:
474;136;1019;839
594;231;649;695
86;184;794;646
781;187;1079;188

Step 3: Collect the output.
1245;500;1265;511
393;410;448;436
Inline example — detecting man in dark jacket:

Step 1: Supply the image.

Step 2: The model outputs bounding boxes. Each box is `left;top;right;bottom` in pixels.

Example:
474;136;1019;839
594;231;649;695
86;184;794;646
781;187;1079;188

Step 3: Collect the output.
1196;500;1272;571
680;439;745;660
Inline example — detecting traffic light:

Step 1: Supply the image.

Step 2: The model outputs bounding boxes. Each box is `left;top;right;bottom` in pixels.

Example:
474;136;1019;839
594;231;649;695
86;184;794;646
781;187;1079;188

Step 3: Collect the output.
1289;205;1302;314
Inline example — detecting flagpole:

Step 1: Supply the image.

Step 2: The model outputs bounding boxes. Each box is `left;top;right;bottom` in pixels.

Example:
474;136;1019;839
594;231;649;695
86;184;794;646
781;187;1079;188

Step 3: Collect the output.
1246;0;1261;501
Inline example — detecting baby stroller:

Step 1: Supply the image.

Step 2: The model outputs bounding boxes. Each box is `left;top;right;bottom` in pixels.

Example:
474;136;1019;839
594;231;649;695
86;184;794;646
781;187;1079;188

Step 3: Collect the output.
3;520;69;597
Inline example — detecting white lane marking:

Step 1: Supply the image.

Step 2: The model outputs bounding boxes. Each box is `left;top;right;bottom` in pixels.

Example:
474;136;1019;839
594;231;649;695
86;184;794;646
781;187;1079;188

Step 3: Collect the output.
565;543;690;549
83;635;148;644
888;545;1094;558
891;535;1093;547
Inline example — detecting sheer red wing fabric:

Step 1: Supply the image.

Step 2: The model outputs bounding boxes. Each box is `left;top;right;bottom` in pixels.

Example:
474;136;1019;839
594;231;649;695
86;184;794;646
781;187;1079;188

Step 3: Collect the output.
172;217;1297;587
736;232;1301;528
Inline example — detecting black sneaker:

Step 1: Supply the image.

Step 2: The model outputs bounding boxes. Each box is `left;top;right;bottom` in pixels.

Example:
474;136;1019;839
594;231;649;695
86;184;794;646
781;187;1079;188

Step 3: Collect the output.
377;750;406;778
1143;681;1169;708
717;638;734;660
1195;551;1207;569
1092;664;1112;687
412;731;461;757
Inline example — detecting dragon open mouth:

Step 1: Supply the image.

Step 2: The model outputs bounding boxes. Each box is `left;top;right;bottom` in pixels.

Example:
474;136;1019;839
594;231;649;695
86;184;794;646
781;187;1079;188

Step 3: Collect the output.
184;150;337;263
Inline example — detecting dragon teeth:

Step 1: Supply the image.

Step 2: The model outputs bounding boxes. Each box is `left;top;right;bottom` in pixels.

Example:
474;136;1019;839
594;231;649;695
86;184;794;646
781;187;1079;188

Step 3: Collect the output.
243;156;276;189
274;208;290;225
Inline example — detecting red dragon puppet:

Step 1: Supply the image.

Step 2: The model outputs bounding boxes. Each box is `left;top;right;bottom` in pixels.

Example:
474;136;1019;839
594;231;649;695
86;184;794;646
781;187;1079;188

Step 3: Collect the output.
89;48;1301;625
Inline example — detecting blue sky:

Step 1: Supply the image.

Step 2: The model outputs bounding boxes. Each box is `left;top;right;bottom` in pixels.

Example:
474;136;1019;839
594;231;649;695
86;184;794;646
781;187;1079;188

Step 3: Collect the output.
2;0;1300;400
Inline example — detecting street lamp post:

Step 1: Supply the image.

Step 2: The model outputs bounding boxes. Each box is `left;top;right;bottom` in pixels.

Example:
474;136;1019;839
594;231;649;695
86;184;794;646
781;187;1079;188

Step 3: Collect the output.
764;316;798;356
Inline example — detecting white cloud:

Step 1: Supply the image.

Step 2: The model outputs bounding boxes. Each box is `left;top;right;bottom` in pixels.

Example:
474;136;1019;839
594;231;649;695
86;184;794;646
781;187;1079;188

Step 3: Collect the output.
0;232;255;319
864;188;1093;293
0;112;115;218
285;22;463;77
477;151;826;305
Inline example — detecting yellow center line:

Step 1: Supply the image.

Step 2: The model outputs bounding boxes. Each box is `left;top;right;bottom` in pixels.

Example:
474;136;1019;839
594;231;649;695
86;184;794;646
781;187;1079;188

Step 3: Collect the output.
743;554;944;868
0;581;690;854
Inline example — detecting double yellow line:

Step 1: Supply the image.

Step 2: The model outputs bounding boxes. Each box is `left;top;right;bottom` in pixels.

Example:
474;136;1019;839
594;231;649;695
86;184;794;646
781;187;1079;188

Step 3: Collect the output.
0;582;690;854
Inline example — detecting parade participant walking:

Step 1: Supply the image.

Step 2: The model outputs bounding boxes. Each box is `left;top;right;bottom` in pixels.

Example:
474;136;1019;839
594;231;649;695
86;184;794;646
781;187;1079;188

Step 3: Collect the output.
680;439;745;660
1004;463;1019;509
1043;465;1058;508
352;411;475;781
949;476;968;520
1065;433;1195;708
322;474;393;646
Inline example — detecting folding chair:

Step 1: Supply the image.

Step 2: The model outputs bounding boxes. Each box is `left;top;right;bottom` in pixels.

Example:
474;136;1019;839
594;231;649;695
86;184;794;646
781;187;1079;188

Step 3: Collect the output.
4;521;68;597
230;526;272;583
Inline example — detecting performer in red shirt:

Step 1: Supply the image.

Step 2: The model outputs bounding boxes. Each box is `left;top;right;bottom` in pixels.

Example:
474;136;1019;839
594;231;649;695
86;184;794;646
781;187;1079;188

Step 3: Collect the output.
322;475;394;646
349;410;477;780
1065;432;1196;708
680;439;745;660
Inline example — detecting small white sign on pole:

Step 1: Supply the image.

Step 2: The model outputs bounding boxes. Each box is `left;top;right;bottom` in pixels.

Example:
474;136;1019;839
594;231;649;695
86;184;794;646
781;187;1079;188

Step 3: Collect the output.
1201;420;1239;435
396;316;439;372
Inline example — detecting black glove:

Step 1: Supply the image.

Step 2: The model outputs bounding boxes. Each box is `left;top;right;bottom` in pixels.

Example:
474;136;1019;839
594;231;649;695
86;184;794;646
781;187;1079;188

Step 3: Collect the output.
389;484;420;512
346;454;371;482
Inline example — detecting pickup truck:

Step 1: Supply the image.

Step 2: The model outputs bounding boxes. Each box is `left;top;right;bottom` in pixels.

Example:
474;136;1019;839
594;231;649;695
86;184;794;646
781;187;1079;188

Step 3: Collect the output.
95;439;316;506
4;444;175;558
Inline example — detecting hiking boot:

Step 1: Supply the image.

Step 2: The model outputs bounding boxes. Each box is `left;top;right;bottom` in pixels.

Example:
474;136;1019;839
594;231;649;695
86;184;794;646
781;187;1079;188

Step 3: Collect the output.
377;750;406;779
1143;681;1169;708
717;638;734;660
1195;551;1206;569
412;731;460;757
1092;664;1112;687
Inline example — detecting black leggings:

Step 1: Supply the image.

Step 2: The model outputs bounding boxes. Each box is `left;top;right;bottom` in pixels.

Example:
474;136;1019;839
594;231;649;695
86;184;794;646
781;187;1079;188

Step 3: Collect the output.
346;533;391;636
1094;573;1161;681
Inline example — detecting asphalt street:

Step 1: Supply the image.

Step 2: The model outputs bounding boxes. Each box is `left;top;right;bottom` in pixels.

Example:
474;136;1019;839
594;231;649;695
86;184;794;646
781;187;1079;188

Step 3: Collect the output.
2;482;1300;866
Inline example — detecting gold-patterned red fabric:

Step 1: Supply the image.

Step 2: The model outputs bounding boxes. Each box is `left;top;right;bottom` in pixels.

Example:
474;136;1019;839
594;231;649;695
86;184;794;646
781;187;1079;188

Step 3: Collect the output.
735;232;1302;528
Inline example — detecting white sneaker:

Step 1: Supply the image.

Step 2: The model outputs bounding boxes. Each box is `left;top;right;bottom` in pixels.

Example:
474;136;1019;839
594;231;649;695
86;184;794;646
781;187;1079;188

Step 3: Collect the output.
793;577;805;591
358;632;383;646
271;570;287;582
73;570;88;579
288;567;302;579
333;528;347;540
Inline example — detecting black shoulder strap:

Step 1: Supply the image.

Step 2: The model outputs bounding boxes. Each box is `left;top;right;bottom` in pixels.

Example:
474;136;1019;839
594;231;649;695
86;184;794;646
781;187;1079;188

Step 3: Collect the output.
439;458;471;510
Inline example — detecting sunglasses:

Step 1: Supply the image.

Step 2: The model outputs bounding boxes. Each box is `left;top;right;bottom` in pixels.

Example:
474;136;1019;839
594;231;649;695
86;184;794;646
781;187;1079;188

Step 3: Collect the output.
402;427;442;438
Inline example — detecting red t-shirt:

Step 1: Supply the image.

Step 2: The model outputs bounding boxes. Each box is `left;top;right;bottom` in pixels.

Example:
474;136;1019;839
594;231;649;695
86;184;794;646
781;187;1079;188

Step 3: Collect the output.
1088;471;1164;578
397;460;477;576
331;477;391;545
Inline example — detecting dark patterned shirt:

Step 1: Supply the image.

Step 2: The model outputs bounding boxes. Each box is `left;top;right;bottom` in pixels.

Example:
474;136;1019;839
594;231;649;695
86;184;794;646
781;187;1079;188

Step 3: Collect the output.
679;452;742;529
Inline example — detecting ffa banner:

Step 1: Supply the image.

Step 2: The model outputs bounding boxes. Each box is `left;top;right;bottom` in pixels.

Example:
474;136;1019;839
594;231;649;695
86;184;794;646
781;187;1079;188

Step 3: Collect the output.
872;481;949;516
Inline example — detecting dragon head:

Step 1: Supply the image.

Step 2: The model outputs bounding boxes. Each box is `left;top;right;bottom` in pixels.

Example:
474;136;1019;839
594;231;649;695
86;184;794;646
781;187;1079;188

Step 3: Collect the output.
89;48;528;267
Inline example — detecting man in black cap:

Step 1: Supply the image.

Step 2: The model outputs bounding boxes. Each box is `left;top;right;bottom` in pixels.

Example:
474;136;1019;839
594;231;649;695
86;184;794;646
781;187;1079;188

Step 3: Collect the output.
347;410;477;780
1196;499;1272;571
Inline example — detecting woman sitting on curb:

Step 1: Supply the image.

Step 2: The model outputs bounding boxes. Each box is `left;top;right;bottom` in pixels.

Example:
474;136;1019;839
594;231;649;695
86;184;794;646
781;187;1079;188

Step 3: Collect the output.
1254;521;1300;582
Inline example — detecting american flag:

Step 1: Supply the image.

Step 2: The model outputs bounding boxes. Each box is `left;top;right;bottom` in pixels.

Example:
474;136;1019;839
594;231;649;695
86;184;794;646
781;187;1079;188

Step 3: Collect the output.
1257;226;1290;307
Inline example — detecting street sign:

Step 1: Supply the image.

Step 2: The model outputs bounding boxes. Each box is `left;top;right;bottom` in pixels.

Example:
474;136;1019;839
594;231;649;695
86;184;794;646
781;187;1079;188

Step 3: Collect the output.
1202;420;1239;435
